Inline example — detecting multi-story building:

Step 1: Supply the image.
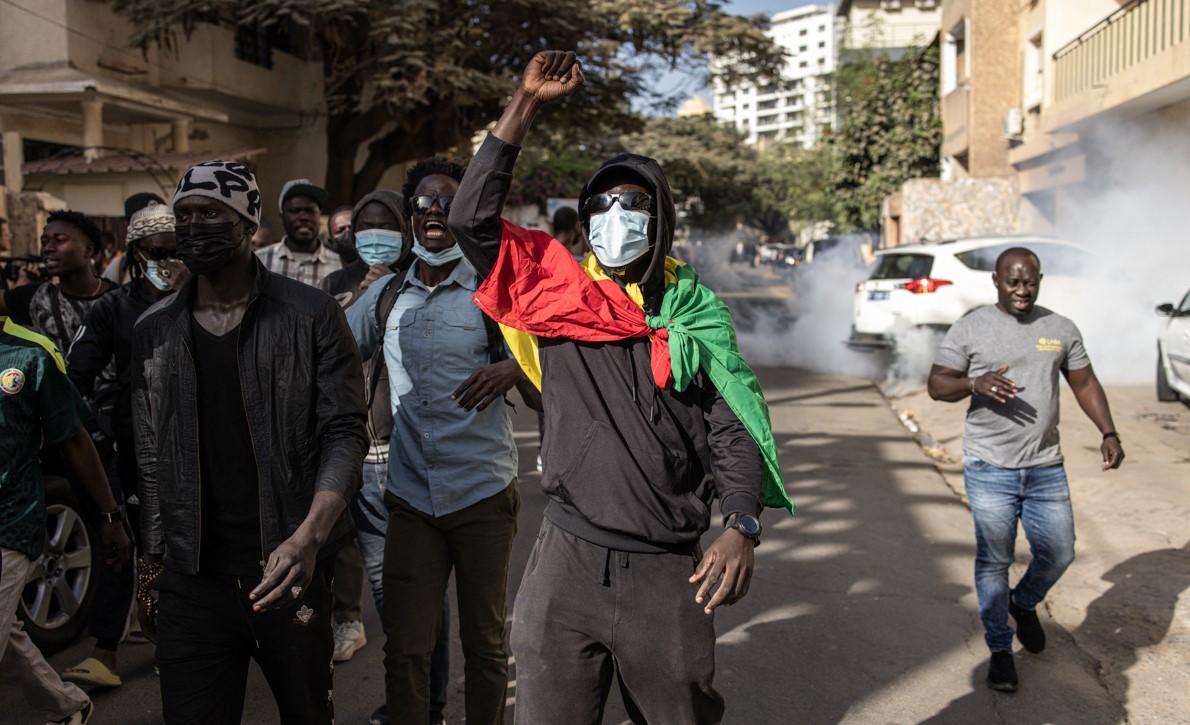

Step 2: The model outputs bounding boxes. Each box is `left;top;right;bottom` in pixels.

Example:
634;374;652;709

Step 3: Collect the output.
1008;0;1190;233
939;0;1019;179
712;4;836;148
0;0;325;252
882;0;1017;247
835;0;943;55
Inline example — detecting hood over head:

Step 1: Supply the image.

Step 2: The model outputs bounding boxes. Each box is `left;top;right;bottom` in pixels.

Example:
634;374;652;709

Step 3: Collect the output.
580;153;676;311
351;189;412;265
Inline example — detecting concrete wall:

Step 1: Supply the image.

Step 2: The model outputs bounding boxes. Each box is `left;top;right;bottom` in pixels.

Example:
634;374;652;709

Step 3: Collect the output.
897;176;1018;244
0;1;70;71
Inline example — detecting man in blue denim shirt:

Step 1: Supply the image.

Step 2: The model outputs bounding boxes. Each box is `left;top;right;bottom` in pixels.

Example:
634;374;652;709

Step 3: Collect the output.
347;157;536;725
929;247;1124;693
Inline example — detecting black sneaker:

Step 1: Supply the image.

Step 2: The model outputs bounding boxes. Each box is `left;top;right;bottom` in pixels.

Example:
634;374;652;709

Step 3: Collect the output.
1009;596;1046;653
987;651;1018;692
368;703;388;725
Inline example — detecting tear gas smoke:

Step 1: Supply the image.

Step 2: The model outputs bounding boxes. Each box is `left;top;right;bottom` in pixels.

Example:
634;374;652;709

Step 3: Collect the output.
1032;117;1190;385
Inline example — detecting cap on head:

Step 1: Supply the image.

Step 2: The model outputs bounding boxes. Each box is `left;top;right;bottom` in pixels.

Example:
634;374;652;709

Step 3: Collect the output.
174;160;263;226
126;202;175;245
279;178;330;214
124;192;166;221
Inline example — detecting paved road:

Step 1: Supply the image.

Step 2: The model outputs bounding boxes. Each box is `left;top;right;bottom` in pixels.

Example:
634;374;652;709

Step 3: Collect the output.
6;368;1186;723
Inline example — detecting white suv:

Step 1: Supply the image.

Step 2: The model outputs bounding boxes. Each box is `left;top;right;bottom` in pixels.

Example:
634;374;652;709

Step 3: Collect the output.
849;235;1099;349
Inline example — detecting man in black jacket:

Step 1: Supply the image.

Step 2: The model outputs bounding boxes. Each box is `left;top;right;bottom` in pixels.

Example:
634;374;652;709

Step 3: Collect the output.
132;160;368;724
451;52;767;723
61;201;185;687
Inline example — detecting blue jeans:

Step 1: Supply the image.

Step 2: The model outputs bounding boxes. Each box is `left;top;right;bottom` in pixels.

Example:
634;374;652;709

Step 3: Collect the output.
355;461;450;714
964;458;1076;652
353;462;389;615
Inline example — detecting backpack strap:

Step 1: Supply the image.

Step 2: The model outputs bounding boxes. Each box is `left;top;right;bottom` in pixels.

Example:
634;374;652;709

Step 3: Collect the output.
365;270;508;409
366;276;404;411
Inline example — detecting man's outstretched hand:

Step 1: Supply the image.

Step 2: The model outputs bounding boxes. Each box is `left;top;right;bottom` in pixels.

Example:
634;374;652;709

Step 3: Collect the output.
519;50;584;103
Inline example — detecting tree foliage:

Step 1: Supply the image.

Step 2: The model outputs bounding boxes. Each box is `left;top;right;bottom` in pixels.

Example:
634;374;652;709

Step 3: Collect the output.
111;0;787;206
828;46;942;231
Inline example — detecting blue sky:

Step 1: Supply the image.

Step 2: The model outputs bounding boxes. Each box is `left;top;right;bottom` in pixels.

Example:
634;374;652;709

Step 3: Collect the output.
649;0;826;109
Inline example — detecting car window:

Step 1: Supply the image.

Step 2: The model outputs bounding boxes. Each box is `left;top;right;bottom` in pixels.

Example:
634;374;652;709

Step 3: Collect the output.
1178;289;1190;314
1030;242;1096;276
955;242;1097;276
871;254;933;280
954;245;1007;272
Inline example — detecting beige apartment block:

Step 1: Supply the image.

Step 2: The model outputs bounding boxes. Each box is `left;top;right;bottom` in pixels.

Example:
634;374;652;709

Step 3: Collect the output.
939;0;1020;178
836;0;943;52
0;0;325;250
1009;0;1190;232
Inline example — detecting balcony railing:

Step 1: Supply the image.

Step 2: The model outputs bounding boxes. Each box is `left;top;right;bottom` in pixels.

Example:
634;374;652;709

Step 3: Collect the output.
1054;0;1190;102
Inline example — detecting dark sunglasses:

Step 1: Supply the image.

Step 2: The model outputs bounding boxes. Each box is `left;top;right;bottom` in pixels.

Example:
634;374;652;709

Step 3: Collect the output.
582;192;654;215
411;195;454;214
135;246;179;261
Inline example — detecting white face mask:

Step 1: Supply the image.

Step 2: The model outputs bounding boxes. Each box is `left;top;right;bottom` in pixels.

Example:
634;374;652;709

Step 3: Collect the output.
143;260;173;291
355;229;405;266
588;202;651;268
411;241;464;267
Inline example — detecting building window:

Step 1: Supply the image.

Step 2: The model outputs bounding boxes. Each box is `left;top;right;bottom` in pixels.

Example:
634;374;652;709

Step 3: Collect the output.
235;23;275;69
799;45;808;52
942;17;968;94
799;61;808;68
1023;29;1044;110
800;28;807;36
819;41;826;48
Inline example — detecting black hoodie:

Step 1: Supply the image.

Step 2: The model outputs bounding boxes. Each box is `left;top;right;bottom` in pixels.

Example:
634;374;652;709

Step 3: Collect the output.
451;135;763;553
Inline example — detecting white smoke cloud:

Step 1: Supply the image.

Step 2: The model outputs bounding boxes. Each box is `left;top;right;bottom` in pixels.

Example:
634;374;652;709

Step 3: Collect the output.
1033;114;1190;384
682;234;884;379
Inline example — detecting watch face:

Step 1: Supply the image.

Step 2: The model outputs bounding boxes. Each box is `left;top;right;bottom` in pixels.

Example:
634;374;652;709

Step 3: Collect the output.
737;515;761;536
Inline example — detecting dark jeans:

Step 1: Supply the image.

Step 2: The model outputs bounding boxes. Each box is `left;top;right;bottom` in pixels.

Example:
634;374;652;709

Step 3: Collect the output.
332;542;365;624
155;564;335;725
511;520;724;724
382;480;519;725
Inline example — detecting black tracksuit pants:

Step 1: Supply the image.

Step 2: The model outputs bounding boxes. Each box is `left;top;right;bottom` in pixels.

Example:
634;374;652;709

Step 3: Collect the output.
510;519;726;724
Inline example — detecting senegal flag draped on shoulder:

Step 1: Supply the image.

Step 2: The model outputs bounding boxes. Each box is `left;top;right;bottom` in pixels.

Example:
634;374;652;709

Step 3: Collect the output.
473;221;793;515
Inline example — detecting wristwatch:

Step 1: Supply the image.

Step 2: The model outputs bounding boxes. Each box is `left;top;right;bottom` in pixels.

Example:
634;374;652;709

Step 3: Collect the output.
99;505;123;524
725;513;762;547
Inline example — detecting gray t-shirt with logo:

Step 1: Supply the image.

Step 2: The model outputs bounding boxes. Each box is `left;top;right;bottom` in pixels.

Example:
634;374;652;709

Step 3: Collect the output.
935;304;1090;469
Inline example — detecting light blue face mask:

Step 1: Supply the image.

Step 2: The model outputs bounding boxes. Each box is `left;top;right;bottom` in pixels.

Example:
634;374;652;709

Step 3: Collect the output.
588;202;651;268
411;241;464;267
143;261;173;292
355;229;405;266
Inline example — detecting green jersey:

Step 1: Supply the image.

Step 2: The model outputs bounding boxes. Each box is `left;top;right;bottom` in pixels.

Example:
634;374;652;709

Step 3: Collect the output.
1;316;86;559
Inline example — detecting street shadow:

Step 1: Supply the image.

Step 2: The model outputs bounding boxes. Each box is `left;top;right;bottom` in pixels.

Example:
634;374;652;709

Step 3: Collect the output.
1073;541;1190;707
689;367;981;723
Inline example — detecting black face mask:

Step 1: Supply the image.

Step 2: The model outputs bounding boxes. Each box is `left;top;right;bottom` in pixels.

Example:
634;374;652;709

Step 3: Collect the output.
176;222;241;276
333;231;359;263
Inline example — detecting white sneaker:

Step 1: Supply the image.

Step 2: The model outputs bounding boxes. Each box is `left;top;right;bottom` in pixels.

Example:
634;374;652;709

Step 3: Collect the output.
48;700;94;725
332;620;367;662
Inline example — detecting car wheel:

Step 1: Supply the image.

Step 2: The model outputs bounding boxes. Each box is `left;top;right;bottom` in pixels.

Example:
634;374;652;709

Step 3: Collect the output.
19;474;101;654
1157;344;1179;402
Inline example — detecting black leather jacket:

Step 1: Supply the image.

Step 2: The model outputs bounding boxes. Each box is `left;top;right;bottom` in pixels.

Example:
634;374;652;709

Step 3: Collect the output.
132;260;368;574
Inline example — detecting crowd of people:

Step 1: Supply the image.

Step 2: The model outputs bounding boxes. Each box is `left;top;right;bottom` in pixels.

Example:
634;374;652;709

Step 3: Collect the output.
0;51;785;725
1;49;1126;725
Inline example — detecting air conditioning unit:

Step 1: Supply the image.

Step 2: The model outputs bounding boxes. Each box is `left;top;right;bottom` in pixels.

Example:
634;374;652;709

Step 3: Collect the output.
880;0;903;10
1003;108;1024;138
916;0;939;9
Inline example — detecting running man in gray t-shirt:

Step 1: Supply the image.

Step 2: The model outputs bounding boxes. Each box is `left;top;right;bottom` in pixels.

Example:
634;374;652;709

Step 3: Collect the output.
927;246;1124;693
